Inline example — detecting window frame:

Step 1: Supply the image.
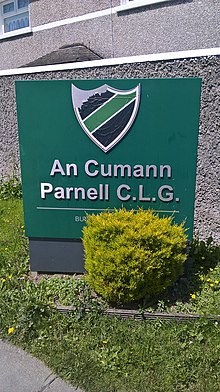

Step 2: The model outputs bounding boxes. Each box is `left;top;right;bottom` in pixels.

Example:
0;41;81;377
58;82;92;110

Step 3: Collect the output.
0;0;31;39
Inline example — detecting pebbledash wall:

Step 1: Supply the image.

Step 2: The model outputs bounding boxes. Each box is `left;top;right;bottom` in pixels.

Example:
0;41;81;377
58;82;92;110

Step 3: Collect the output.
0;50;219;242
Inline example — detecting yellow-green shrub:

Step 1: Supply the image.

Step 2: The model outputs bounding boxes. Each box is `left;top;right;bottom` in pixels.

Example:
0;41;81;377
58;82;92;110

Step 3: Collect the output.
83;209;187;304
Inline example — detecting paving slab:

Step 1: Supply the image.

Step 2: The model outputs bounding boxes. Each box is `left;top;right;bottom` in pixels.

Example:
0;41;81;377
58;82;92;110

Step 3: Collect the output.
0;340;84;392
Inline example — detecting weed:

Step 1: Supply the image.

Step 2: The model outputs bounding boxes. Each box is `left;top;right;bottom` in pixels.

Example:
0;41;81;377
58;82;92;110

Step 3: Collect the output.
189;236;220;272
0;176;22;200
143;238;220;315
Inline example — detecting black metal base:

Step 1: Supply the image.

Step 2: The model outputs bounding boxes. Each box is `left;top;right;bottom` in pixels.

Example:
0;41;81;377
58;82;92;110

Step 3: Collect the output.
29;238;85;273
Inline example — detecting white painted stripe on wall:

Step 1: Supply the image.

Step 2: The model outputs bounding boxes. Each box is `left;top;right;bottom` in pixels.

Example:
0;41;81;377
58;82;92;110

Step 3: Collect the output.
32;1;172;33
32;8;114;33
0;47;219;76
116;0;172;13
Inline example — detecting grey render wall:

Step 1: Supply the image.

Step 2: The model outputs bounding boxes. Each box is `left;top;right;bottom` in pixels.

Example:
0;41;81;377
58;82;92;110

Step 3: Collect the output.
29;0;119;26
0;55;219;242
0;0;219;70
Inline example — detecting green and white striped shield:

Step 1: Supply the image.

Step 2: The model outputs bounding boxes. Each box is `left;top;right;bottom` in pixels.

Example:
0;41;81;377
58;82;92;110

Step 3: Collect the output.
72;83;141;153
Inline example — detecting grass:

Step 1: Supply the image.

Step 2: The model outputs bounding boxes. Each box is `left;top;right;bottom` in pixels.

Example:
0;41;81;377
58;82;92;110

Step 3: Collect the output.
0;198;220;392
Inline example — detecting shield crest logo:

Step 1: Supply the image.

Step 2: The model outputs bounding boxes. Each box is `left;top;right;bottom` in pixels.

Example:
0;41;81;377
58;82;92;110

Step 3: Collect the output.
72;83;141;153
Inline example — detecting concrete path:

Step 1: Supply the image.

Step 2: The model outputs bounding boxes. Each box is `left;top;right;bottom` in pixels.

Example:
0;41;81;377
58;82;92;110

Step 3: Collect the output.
0;340;84;392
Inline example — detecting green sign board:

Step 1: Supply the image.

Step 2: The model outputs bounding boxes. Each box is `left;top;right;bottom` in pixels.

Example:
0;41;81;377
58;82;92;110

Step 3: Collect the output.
16;78;201;241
